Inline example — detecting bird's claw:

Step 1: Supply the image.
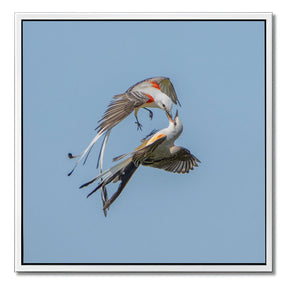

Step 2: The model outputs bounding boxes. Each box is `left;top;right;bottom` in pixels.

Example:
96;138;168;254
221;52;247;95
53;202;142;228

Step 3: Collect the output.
135;121;143;131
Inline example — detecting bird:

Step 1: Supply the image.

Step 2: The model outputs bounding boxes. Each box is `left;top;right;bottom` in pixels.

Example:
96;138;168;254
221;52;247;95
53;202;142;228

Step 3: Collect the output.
68;77;181;176
79;110;200;214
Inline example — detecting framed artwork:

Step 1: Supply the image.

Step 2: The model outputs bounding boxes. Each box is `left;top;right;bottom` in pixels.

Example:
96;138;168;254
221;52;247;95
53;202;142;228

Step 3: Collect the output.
15;13;273;272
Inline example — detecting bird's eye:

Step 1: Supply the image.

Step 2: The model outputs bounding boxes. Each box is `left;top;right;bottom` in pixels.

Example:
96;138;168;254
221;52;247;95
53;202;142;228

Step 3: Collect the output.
174;121;177;126
162;104;166;108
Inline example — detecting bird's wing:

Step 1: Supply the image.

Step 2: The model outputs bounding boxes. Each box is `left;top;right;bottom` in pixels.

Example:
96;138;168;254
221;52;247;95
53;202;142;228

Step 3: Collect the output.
68;91;150;176
157;78;181;106
126;77;164;91
127;77;181;106
143;146;200;174
95;91;150;134
132;134;167;165
112;134;167;163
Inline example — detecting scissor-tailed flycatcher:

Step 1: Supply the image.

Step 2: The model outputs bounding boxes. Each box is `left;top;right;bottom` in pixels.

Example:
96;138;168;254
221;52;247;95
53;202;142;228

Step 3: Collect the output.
68;77;181;176
80;111;200;214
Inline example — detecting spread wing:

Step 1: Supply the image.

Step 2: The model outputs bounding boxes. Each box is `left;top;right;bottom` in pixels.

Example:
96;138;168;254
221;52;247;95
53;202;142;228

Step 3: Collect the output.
95;91;150;134
143;146;200;174
127;76;181;106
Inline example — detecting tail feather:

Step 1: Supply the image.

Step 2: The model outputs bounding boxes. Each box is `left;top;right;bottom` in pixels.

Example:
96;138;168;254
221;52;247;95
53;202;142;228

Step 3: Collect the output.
101;185;108;217
86;182;103;198
103;161;138;210
82;145;94;165
80;158;132;193
97;130;111;170
83;158;138;211
112;152;131;162
97;130;111;216
68;130;104;176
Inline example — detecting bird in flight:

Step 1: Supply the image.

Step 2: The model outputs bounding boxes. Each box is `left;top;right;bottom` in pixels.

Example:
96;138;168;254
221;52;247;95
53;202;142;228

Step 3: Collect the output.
68;77;181;176
80;110;200;214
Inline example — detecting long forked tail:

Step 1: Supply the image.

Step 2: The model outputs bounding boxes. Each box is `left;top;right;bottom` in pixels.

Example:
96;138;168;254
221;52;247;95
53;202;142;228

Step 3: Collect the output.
80;158;138;210
67;130;105;176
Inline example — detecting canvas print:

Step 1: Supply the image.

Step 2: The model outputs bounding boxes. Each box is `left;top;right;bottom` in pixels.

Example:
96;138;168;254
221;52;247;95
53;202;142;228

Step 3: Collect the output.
15;13;272;272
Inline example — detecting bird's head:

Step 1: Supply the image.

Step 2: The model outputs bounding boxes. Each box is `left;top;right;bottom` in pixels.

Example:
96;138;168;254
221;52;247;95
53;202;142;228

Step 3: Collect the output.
167;110;183;136
156;96;173;119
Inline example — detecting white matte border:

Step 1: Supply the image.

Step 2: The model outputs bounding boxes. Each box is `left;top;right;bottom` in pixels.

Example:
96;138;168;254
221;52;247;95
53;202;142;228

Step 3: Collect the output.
15;12;273;273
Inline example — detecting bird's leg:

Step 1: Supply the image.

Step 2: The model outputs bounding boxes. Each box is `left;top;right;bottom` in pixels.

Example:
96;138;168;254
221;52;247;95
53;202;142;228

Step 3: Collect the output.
135;116;143;131
134;108;143;131
144;108;153;120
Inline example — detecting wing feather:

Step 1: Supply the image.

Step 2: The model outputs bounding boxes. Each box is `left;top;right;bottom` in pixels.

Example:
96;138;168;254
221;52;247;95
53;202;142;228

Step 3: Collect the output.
112;134;167;164
96;91;150;134
158;78;181;106
143;146;200;174
132;135;167;165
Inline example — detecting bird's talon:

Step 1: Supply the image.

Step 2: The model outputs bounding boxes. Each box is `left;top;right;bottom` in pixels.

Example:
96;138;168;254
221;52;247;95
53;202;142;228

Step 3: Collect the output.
135;122;143;131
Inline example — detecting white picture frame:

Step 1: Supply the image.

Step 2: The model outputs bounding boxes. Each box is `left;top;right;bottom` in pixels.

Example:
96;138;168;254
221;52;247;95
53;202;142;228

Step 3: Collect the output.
15;12;273;272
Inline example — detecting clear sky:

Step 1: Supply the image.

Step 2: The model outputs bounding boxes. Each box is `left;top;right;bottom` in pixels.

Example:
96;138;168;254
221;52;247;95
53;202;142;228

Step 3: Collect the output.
22;20;265;264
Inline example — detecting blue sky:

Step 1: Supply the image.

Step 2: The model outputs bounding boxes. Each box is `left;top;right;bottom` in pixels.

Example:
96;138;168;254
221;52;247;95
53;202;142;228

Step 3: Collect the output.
22;20;265;263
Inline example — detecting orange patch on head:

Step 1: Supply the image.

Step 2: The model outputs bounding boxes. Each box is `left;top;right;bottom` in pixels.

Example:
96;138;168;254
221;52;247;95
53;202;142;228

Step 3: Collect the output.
145;93;154;103
150;81;160;90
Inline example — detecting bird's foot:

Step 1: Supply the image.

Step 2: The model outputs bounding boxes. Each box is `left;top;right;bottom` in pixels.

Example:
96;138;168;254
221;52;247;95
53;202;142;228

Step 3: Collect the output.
135;121;143;131
148;110;153;120
144;108;153;120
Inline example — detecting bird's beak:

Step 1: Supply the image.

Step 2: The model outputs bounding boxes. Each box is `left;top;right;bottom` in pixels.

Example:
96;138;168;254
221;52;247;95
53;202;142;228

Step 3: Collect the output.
174;109;179;120
166;111;173;123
